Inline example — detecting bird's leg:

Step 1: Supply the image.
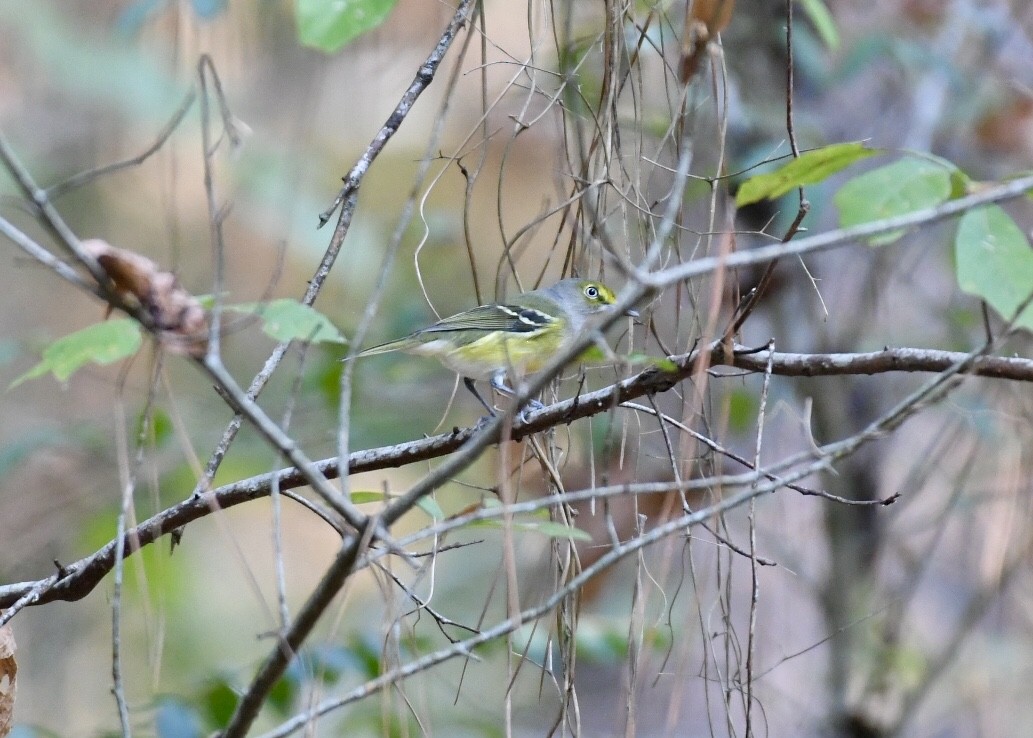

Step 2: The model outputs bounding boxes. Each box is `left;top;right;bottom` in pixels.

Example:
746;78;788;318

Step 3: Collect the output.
490;370;545;415
463;377;496;417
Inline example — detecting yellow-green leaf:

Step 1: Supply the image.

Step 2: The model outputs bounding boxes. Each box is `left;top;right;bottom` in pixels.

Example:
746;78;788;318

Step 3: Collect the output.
736;142;878;206
626;352;678;372
229;299;346;345
469;517;592;542
11;319;142;388
799;0;840;50
296;0;399;54
350;490;443;519
350;491;385;505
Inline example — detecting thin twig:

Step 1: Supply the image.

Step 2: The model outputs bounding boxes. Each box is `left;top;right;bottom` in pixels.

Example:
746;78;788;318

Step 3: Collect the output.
45;90;197;200
744;340;775;736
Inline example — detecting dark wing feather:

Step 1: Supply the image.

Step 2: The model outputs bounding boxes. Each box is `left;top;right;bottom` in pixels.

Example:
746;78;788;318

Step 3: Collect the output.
422;304;556;334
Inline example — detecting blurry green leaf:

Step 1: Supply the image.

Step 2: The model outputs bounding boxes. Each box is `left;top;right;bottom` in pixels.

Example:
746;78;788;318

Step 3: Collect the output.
834;156;955;245
625;352;678;372
526;520;593;541
955;206;1033;332
195;293;230;309
575;622;626;662
575;618;671;663
736;142;877;206
268;675;297;717
469;516;592;542
887;644;928;691
348;635;383;679
352;490;442;519
579;345;608;363
228;299;346;344
11;319;142;388
296;0;399;53
799;0;840;50
726;388;757;434
201;678;238;728
350;490;386;505
155;698;204;738
416;496;445;520
136;407;174;447
304;350;345;408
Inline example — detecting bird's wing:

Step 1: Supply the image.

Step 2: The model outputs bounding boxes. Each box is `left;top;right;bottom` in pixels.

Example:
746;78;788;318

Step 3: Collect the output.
422;303;557;334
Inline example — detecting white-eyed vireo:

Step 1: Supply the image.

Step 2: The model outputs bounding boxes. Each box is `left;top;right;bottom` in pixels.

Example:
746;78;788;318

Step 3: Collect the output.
355;278;638;414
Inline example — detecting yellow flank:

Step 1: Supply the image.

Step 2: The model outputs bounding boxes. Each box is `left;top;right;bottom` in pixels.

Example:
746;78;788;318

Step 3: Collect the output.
429;324;568;379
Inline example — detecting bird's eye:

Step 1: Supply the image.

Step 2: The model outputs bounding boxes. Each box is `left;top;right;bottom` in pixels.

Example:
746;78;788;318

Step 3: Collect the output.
585;285;599;299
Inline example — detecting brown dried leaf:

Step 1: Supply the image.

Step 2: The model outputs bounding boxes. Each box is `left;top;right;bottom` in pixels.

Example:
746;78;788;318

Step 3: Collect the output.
82;239;209;357
691;0;735;35
679;0;736;84
0;623;15;738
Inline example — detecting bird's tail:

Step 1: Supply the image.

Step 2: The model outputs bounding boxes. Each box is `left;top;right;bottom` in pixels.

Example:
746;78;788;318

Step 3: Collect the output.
347;336;419;360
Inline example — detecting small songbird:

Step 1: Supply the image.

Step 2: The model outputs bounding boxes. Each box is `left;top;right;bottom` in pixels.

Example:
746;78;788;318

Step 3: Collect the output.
354;278;637;414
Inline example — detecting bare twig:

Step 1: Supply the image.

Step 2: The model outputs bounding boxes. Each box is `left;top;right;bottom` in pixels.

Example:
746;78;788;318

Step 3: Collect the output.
45;90;197;200
317;0;476;227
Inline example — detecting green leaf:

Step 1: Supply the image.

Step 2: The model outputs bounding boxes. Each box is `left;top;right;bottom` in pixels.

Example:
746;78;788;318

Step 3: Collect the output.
955;206;1033;332
267;674;298;717
736;142;878;206
526;520;593;541
351;490;444;519
296;0;399;53
470;516;592;542
200;678;238;728
11;319;142;388
625;352;678;372
348;635;383;679
575;617;673;664
834;156;956;245
350;490;385;505
798;0;840;50
726;388;757;434
416;496;445;520
228;299;346;345
136;407;174;447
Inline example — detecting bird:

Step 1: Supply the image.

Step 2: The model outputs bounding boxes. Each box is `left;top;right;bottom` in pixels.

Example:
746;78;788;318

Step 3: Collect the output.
353;278;638;415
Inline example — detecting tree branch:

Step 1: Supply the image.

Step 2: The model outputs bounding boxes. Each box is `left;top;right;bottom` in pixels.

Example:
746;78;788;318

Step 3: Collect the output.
3;341;1029;614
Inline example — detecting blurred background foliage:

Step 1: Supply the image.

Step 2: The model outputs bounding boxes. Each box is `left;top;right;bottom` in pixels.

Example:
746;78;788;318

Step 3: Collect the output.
2;0;1033;736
